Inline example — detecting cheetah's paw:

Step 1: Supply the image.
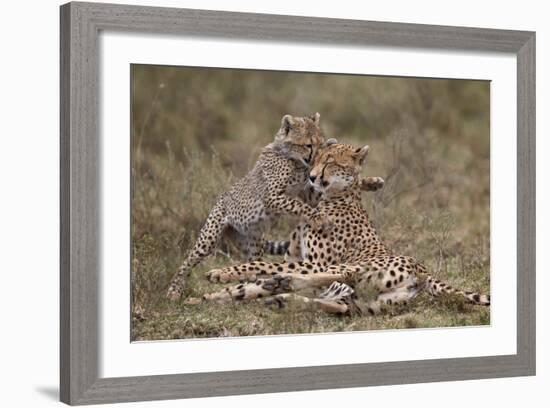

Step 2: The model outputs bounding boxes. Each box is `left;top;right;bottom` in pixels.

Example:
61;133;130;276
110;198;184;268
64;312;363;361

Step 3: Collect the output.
360;176;385;192
207;269;235;283
206;269;223;282
183;296;203;305
166;286;183;302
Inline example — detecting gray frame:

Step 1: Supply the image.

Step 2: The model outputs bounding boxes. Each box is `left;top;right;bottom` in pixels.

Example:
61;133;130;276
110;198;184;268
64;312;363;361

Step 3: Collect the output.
60;1;536;405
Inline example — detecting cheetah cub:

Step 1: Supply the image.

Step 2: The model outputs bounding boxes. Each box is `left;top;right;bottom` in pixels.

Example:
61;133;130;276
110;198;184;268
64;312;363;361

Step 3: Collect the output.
167;113;333;301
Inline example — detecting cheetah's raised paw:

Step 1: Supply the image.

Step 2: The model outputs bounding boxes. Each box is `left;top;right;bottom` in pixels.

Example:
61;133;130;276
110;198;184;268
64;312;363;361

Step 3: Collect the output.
360;176;385;192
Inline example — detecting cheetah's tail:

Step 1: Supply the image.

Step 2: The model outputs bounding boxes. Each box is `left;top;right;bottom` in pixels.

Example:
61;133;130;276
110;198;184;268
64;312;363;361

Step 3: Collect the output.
264;240;290;256
415;263;490;306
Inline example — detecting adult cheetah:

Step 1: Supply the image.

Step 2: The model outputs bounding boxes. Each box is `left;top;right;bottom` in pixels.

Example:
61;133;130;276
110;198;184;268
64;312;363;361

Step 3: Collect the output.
188;143;490;316
166;114;382;301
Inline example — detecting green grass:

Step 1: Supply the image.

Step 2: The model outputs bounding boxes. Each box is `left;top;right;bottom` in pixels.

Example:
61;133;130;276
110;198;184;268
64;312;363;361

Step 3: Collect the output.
131;65;490;341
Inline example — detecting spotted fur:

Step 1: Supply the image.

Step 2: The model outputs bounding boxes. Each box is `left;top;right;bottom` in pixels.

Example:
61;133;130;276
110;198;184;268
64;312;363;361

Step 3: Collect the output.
191;143;490;315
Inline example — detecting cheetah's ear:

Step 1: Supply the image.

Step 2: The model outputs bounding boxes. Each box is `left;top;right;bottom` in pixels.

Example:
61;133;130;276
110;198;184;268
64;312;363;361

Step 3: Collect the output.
311;112;321;125
280;114;295;137
353;145;369;165
274;115;294;142
322;138;338;147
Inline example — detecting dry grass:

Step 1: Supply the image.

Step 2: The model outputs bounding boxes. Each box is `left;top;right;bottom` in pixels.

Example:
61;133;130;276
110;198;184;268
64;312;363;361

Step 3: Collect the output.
131;65;490;341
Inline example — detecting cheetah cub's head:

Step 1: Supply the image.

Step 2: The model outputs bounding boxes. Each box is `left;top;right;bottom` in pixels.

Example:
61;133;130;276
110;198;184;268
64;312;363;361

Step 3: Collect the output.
273;113;325;167
309;143;370;197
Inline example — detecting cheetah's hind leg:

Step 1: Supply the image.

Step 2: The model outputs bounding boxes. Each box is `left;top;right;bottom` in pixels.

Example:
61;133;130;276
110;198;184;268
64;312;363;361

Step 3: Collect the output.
185;274;294;304
166;202;228;301
263;293;313;309
364;282;424;315
264;281;360;316
188;271;346;305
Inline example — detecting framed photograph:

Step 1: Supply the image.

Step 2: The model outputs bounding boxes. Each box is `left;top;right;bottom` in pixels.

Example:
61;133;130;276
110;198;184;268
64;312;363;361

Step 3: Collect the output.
60;1;535;405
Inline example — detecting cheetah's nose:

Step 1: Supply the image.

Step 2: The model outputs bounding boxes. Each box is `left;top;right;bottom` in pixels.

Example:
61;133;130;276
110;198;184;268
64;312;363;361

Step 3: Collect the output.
309;175;316;183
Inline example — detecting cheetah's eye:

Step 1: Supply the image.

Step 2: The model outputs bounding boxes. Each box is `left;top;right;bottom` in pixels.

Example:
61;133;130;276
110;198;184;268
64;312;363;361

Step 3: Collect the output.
306;144;312;149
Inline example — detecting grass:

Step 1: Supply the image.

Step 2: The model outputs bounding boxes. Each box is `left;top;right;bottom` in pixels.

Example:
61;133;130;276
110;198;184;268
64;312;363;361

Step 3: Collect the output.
131;65;490;341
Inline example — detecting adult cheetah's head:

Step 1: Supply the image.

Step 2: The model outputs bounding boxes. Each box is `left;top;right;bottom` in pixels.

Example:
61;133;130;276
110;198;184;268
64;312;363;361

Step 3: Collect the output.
309;143;369;197
273;113;325;166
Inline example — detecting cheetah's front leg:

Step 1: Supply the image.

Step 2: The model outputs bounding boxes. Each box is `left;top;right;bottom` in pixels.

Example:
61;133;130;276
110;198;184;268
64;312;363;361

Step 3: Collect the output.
265;193;330;231
284;225;305;263
207;261;350;284
207;261;284;283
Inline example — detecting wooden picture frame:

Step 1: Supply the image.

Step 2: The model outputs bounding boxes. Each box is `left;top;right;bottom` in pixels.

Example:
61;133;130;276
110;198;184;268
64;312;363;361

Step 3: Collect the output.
60;2;535;405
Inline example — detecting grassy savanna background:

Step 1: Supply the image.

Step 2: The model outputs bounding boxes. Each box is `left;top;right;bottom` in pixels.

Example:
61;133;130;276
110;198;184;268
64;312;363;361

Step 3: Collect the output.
131;65;490;341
